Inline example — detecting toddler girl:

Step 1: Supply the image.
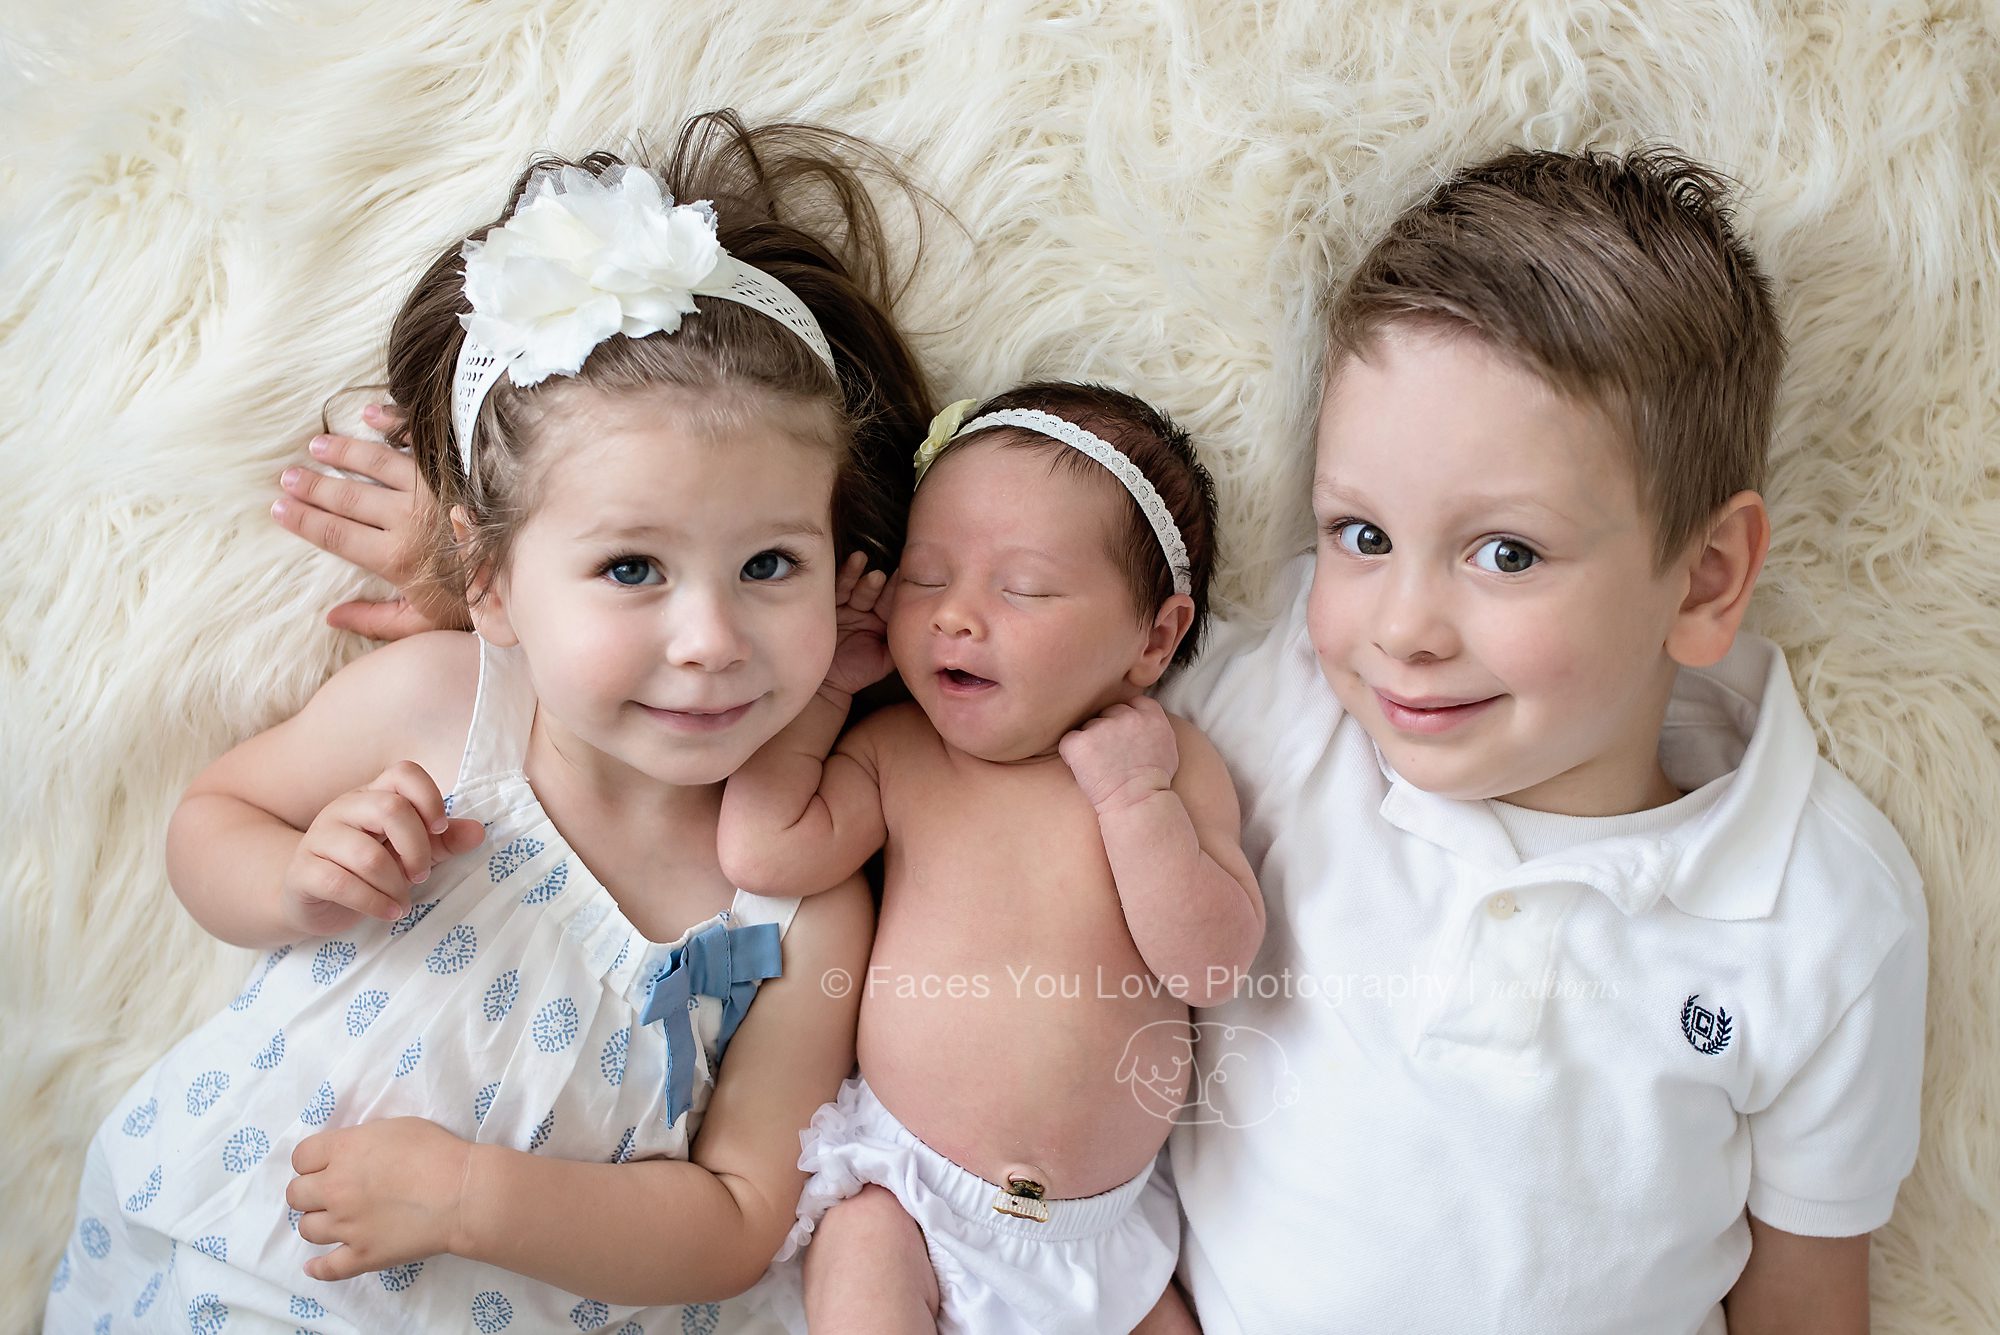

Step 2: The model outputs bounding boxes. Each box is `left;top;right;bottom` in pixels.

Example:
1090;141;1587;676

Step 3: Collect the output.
47;113;930;1333
717;383;1265;1334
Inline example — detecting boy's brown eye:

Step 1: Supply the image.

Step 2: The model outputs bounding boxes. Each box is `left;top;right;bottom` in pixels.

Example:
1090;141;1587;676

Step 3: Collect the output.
1333;521;1391;557
1473;537;1540;574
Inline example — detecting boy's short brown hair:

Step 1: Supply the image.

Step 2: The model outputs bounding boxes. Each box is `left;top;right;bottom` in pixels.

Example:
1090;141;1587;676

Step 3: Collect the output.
1327;147;1782;567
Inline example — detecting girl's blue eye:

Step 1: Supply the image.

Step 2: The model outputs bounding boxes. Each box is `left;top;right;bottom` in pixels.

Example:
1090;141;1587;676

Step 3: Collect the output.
1334;521;1391;557
743;550;798;582
1472;537;1540;574
604;557;659;586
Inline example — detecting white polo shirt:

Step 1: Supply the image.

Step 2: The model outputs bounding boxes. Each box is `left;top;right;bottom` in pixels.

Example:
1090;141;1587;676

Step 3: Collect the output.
1157;556;1926;1335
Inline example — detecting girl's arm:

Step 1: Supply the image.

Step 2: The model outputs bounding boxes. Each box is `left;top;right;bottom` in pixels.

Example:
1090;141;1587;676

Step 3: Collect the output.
716;557;896;896
289;874;875;1303
1060;696;1265;1007
167;631;483;947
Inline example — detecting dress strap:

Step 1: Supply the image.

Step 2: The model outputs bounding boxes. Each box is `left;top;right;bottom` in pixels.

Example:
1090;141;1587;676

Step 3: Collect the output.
726;887;802;939
452;638;538;793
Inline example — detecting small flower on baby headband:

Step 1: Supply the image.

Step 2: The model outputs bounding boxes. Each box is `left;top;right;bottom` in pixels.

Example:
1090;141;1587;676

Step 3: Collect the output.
459;164;724;388
913;398;979;481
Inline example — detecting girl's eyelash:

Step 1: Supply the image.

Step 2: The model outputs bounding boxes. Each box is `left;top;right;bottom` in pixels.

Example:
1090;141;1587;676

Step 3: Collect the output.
597;553;652;575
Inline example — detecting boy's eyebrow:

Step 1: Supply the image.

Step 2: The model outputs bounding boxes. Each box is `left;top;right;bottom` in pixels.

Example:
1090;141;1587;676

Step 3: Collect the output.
1313;478;1575;530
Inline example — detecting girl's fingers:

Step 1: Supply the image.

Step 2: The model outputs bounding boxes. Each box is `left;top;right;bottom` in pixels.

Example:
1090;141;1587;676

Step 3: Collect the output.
367;762;450;837
305;1243;366;1282
291;1133;331;1175
280;463;407;529
358;791;438;883
360;400;408;430
296;1210;336;1249
847;568;889;615
326;598;440;643
833;551;868;603
270;495;399;577
307;431;417;492
301;850;405;922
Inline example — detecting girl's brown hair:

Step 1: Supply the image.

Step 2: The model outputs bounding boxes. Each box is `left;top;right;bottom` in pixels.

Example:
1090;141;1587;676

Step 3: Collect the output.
384;110;934;610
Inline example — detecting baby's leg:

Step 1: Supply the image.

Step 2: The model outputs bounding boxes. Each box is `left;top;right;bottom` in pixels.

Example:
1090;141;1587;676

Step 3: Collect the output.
802;1184;941;1334
1128;1275;1203;1334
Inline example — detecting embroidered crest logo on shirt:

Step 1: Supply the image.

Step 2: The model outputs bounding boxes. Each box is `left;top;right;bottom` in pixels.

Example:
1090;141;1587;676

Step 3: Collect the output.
1680;994;1734;1055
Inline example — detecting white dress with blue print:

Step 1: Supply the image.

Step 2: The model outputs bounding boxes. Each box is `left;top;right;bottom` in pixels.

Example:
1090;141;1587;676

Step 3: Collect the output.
47;640;800;1335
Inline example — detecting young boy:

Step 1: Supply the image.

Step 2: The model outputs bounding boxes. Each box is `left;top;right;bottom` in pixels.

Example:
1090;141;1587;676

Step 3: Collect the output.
1157;148;1926;1333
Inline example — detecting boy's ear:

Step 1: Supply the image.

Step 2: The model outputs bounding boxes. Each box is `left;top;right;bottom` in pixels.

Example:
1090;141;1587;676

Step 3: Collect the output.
1127;593;1197;690
1666;491;1769;669
451;504;517;648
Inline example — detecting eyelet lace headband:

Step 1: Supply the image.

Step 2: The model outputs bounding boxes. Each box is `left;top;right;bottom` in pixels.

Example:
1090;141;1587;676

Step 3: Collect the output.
913;400;1194;597
450;161;835;476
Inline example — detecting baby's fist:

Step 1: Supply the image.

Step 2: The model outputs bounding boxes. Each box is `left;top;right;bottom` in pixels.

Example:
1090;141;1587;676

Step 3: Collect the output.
1058;696;1180;814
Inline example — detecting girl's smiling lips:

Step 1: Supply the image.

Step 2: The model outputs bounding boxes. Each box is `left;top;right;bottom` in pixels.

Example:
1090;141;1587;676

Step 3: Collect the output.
634;699;758;732
1371;687;1500;734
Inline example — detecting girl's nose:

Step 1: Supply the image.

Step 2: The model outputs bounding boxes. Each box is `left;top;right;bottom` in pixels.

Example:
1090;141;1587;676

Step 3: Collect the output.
667;587;751;670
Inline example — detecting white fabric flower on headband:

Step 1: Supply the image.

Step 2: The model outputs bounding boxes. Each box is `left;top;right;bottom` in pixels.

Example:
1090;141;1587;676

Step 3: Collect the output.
459;164;724;387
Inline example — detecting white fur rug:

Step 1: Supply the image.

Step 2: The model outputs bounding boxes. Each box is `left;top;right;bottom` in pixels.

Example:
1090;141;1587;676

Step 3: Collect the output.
3;0;1995;1329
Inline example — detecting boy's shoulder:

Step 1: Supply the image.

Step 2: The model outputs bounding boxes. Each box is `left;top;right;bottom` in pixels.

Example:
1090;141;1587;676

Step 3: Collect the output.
1775;752;1926;941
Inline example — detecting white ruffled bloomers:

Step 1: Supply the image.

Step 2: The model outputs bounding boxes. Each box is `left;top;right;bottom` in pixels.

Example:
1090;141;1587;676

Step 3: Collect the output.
772;1075;1179;1335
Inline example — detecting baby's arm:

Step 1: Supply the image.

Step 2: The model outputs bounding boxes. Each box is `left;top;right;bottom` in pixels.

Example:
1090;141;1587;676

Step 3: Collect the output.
288;875;875;1302
167;631;484;948
1059;696;1264;1007
717;558;894;896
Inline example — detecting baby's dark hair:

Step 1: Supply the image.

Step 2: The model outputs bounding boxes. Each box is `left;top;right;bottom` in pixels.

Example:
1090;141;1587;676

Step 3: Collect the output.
383;110;934;611
955;382;1217;669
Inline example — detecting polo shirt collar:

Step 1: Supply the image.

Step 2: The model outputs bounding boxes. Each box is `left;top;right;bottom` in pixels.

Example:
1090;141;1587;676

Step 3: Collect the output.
1371;634;1816;921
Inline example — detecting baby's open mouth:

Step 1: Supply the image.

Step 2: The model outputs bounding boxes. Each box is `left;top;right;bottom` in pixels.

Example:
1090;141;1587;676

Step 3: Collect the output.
939;668;996;689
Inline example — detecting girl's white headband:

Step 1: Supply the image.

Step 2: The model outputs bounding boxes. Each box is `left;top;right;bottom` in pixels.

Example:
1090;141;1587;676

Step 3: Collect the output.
913;401;1194;598
451;162;834;476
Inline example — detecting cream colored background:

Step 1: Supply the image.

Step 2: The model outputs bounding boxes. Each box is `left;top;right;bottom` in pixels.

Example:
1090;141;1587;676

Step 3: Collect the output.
2;0;1995;1329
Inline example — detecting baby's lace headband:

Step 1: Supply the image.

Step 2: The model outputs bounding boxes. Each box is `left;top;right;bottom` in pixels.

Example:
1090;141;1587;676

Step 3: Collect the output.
913;399;1193;597
451;162;835;475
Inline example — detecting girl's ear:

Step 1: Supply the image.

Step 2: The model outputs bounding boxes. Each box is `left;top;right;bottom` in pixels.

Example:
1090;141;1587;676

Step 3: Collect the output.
1126;592;1196;690
452;505;517;647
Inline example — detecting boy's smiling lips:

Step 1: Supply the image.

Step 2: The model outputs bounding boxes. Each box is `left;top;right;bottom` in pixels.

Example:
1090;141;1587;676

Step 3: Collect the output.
1371;687;1501;734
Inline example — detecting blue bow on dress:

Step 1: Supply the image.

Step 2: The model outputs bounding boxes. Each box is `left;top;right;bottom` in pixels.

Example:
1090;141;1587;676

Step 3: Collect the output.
640;918;783;1125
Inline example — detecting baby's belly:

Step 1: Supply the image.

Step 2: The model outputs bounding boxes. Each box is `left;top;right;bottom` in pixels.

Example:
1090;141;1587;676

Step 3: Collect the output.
856;933;1191;1198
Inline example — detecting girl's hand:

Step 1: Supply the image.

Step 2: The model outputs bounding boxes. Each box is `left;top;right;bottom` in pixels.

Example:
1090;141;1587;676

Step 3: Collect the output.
281;761;484;937
822;552;897;699
271;403;450;640
288;1117;472;1281
1058;695;1181;814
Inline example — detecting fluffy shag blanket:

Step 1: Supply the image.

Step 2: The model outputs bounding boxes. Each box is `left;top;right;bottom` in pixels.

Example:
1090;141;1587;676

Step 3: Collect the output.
2;0;1995;1329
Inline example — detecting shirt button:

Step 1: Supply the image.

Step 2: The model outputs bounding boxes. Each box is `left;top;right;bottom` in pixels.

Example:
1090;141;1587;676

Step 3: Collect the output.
1486;892;1519;919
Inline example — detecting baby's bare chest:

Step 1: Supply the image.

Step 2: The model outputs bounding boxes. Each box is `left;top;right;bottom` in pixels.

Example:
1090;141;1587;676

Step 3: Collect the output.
876;756;1142;966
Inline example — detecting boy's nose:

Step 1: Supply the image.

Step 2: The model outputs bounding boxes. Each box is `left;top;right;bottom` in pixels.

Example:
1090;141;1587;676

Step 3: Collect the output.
1372;570;1457;663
